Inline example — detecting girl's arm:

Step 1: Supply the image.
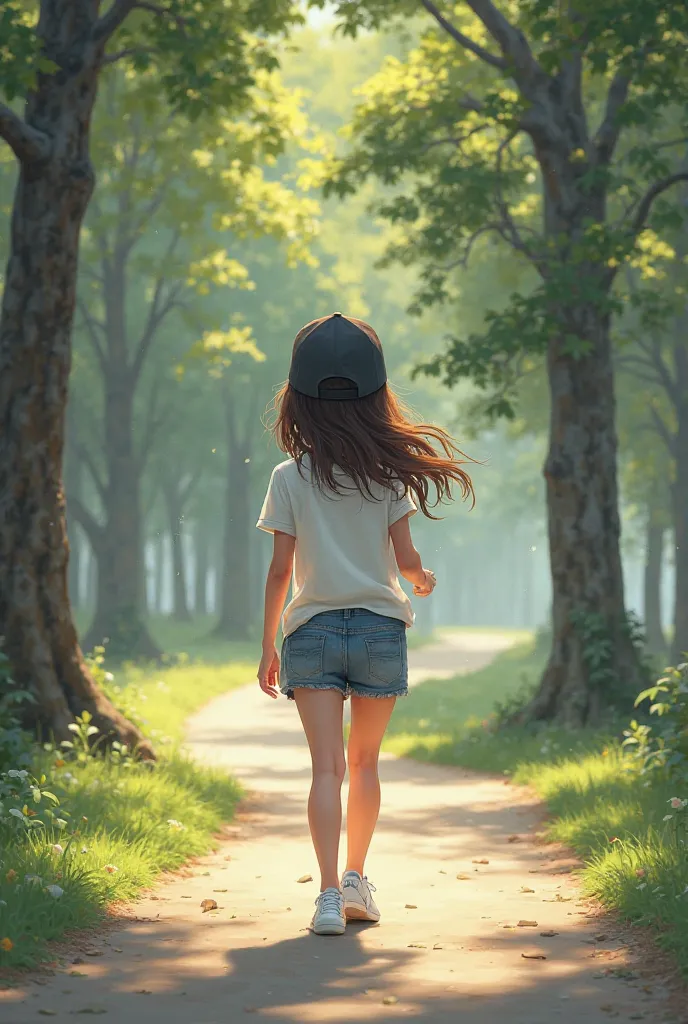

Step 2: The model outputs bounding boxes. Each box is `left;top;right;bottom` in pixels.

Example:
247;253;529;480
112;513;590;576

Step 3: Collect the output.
389;513;436;597
257;530;296;698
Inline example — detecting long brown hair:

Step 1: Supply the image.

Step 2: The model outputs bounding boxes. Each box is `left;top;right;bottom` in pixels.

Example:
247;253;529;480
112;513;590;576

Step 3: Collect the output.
268;375;476;519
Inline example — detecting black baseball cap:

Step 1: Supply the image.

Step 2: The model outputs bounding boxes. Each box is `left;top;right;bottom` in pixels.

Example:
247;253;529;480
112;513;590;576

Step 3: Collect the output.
288;312;387;400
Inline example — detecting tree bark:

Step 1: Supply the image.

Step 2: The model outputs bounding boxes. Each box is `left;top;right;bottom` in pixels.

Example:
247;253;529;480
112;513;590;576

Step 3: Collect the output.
672;393;688;663
0;5;153;755
522;299;646;725
214;390;253;640
65;448;84;610
82;349;160;659
644;517;666;657
194;519;209;617
162;478;192;623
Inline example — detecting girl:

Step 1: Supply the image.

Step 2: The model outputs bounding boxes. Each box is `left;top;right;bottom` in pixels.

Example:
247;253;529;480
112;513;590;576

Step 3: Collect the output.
256;312;474;936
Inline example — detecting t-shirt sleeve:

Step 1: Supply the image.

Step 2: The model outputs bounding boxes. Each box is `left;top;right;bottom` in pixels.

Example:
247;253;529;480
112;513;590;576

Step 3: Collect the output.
256;466;296;536
388;480;417;527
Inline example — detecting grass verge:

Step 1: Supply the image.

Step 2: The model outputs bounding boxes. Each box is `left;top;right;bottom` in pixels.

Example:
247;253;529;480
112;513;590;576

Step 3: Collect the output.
384;638;688;975
1;642;256;971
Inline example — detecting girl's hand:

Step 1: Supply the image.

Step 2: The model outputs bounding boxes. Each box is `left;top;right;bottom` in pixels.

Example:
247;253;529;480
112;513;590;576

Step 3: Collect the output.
413;568;437;598
258;646;280;699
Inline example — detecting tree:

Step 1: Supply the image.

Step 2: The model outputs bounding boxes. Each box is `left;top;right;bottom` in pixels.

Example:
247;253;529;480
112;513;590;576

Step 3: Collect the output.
0;0;300;752
614;208;688;663
319;0;688;724
68;66;314;658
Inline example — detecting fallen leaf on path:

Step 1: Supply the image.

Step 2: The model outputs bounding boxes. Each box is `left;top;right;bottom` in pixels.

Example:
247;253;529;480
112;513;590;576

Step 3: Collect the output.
432;943;443;950
71;1009;107;1015
517;921;538;927
201;899;218;912
600;1005;616;1013
213;889;228;893
438;870;447;874
69;972;87;977
382;996;398;1005
113;948;123;953
407;943;426;948
456;874;471;880
38;1011;57;1016
521;953;547;960
405;904;417;909
507;835;522;843
520;886;535;893
136;990;152;995
297;875;313;884
543;894;572;902
84;951;104;957
594;933;609;942
472;859;489;864
540;931;559;937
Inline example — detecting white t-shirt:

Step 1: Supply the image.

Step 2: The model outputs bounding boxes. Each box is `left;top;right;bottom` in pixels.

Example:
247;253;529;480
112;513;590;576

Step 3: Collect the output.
256;456;417;637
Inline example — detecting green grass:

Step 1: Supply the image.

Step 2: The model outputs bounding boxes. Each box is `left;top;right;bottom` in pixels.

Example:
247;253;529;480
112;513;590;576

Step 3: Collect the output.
0;751;241;969
385;639;688;975
0;635;256;972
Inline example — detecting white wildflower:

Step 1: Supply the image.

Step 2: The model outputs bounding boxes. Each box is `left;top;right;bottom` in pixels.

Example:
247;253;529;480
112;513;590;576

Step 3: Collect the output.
24;874;43;886
81;847;89;855
7;769;29;780
167;819;186;831
663;814;673;822
51;844;64;854
55;818;68;830
636;883;647;890
669;797;687;810
104;672;114;682
45;884;64;899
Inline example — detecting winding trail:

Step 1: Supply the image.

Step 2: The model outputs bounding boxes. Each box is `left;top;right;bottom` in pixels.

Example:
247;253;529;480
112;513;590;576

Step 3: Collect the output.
4;631;677;1023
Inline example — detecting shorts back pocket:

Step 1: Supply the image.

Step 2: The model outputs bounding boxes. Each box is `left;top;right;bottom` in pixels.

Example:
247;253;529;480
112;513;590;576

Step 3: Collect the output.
365;635;403;685
286;633;325;679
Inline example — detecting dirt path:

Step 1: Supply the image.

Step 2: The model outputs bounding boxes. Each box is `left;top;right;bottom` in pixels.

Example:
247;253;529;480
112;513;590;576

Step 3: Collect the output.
4;632;677;1023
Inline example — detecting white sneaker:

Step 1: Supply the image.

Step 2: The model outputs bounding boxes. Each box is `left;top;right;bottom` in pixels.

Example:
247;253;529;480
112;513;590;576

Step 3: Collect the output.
341;870;380;922
311;887;346;935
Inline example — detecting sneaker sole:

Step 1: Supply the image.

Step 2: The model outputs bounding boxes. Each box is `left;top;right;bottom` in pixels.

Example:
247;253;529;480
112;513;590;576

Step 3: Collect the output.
344;904;380;923
312;918;346;935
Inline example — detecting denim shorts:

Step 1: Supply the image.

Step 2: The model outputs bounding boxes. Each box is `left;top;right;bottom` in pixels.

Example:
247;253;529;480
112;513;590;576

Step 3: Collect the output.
280;608;408;701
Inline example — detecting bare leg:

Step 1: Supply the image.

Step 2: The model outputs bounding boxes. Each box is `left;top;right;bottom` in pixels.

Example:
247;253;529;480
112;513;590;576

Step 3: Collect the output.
346;696;396;876
294;688;346;891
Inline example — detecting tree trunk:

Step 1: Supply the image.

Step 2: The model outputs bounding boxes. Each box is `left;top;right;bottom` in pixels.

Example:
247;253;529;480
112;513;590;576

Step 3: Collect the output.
643;517;667;657
162;479;192;623
521;302;646;726
78;244;161;659
0;10;153;755
214;405;252;640
194;520;209;617
65;449;84;610
671;395;688;663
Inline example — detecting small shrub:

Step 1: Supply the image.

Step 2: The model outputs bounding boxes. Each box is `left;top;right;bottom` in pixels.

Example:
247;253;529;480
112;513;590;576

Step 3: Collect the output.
623;661;688;784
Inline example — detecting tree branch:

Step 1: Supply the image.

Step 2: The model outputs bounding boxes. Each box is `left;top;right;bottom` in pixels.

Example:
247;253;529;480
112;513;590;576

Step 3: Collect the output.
102;46;155;65
93;0;137;43
67;495;105;553
647;405;677;458
94;0;189;43
461;0;542;83
629;171;688;236
0;103;51;163
594;70;631;164
76;297;107;373
70;438;108;508
419;0;506;70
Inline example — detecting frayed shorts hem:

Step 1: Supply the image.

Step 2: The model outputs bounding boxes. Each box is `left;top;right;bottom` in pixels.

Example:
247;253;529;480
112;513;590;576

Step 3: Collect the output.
281;681;408;702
